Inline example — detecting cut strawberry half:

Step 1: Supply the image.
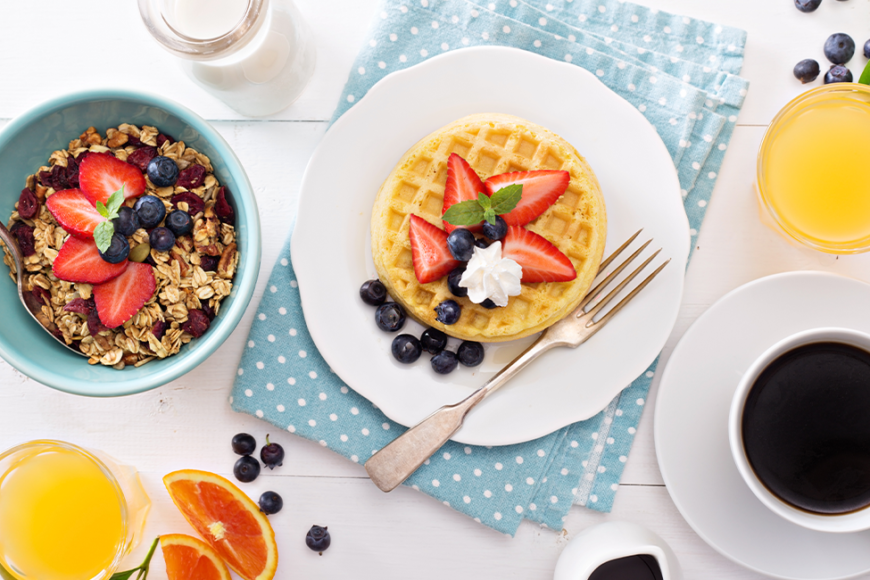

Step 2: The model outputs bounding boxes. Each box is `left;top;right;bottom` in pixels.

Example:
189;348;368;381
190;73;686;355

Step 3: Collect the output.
501;226;577;283
93;262;156;328
79;152;147;206
442;153;486;233
485;170;570;227
45;188;106;239
408;214;462;284
52;237;128;284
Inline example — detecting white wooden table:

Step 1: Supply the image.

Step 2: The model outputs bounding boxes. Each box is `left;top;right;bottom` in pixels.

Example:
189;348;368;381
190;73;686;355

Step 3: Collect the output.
2;1;870;578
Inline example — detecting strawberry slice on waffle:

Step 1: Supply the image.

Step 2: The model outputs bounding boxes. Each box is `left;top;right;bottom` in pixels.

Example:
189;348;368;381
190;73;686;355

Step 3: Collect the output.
409;214;462;284
442;153;486;233
485;170;569;227
501;226;577;283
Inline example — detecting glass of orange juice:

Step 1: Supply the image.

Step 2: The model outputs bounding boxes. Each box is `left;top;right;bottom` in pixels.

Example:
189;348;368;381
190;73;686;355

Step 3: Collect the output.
757;83;870;253
0;440;150;580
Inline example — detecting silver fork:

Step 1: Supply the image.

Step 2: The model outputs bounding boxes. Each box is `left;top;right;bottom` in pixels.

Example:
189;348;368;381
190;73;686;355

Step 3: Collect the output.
365;230;669;492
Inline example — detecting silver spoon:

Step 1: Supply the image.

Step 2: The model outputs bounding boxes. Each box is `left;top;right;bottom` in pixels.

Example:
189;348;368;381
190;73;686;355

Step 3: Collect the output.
0;221;87;356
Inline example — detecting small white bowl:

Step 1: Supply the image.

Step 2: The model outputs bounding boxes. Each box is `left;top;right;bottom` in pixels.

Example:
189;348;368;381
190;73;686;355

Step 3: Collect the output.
728;327;870;533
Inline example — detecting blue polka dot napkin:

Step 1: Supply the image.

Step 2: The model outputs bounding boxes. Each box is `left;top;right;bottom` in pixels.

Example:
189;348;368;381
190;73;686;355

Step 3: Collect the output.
231;0;748;536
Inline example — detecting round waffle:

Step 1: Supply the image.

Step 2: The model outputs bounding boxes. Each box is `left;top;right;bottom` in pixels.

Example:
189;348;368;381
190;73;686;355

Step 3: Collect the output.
371;113;607;342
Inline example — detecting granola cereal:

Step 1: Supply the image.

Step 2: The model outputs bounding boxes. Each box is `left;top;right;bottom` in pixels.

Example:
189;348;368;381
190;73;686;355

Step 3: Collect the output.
2;124;240;369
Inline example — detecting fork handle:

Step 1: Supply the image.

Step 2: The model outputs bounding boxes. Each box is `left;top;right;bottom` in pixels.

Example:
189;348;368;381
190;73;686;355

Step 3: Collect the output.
365;387;487;492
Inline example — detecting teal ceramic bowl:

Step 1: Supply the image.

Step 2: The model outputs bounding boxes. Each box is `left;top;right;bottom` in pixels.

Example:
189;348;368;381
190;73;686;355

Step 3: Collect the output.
0;90;261;396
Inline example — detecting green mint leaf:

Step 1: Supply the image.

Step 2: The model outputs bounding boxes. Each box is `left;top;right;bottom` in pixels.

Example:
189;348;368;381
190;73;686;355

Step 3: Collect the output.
104;187;126;220
110;537;159;580
490;184;523;216
483;209;496;225
859;59;870;86
477;192;491;211
96;201;109;218
442;199;485;226
94;221;115;253
109;571;138;580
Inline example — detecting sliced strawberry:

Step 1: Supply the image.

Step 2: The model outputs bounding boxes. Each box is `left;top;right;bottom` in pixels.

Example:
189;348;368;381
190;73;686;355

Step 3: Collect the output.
93;262;156;328
45;189;106;239
485;170;570;227
79;152;147;206
408;214;462;284
501;226;577;283
442;153;486;233
52;237;128;284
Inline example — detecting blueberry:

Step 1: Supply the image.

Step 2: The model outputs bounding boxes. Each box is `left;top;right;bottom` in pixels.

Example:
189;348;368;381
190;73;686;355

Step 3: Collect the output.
864;38;870;59
232;433;256;456
824;33;855;65
306;525;331;554
474;238;490;249
149;227;176;252
482;216;507;241
481;299;498;309
457;341;484;367
260;435;284;469
391;334;422;363
420;328;448;354
431;350;459;374
447;267;468;298
360;279;387;306
375;303;406;332
446;229;476;261
233;455;260;483
434;300;461;324
99;233;129;264
794;0;821;11
258;491;283;515
793;59;821;83
134;195;166;229
166;210;193;237
825;65;853;84
146;156;180;188
113;206;140;236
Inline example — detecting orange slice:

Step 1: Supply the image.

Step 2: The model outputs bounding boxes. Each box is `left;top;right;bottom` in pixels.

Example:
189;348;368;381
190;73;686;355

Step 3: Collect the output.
163;470;278;580
161;534;231;580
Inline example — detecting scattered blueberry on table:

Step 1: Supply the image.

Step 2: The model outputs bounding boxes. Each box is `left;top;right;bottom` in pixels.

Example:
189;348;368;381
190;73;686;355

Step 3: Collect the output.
359;279;387;306
825;64;853;83
260;435;285;469
457;341;485;367
431;349;460;374
306;525;331;555
793;59;821;83
794;0;822;12
233;455;261;483
824;33;855;64
258;491;283;515
420;328;448;354
232;433;257;456
391;334;423;363
864;38;870;59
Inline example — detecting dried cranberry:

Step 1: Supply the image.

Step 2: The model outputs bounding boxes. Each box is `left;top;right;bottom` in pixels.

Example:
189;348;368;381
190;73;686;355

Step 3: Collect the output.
170;191;205;216
183;309;210;338
127;147;157;173
144;254;158;267
31;287;51;307
177;164;206;189
156;133;175;147
151;320;167;340
201;300;216;321
38;164;70;191
10;222;36;256
87;309;110;336
214;187;235;225
127;134;143;147
63;297;92;314
17;188;39;220
66;154;84;188
199;254;219;272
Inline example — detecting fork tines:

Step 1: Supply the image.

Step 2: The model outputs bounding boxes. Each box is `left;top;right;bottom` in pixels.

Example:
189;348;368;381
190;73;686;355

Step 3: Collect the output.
577;229;670;325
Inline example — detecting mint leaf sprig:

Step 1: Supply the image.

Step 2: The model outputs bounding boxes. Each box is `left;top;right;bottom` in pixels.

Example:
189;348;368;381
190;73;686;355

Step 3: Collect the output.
93;186;126;252
859;59;870;86
110;536;159;580
442;184;523;226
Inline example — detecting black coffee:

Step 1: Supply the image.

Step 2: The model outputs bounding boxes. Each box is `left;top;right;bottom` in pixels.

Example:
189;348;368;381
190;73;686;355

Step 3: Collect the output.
588;555;663;580
742;341;870;514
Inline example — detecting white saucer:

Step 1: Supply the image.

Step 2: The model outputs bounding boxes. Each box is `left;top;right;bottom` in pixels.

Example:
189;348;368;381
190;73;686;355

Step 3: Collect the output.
292;46;689;446
655;271;870;580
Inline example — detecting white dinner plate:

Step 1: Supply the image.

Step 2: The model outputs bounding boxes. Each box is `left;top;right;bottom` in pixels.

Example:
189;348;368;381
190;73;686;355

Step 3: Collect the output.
655;271;870;580
292;46;689;446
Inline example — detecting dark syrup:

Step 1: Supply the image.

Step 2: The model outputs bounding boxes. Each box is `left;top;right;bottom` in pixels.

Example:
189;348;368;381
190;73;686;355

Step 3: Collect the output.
588;555;663;580
742;341;870;514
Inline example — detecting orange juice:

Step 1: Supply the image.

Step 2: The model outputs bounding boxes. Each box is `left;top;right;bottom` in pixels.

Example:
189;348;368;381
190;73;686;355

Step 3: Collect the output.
0;441;148;580
758;84;870;253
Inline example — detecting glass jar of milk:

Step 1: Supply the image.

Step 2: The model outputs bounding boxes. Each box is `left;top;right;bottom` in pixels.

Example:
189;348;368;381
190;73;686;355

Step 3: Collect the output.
138;0;315;117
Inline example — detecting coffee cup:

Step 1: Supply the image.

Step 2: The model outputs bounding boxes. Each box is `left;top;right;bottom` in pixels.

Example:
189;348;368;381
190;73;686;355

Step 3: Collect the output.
728;327;870;533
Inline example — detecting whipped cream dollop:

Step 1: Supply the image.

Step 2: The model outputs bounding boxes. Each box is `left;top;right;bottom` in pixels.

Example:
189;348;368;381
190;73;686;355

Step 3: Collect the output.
458;241;522;307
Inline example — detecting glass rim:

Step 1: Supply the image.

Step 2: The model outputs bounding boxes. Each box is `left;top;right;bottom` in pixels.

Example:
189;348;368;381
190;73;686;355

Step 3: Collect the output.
137;0;268;60
0;440;130;579
756;83;870;255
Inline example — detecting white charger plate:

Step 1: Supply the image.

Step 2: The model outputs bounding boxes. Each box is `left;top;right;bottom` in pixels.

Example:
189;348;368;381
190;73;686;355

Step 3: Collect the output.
655;271;870;580
292;46;689;446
